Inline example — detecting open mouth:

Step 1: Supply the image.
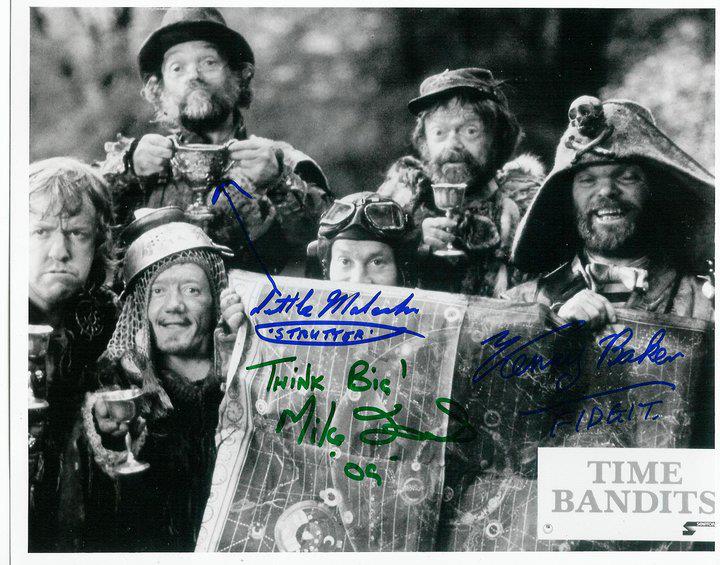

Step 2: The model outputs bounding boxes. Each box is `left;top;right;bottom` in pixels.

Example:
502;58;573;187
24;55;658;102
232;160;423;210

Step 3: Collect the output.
592;207;627;223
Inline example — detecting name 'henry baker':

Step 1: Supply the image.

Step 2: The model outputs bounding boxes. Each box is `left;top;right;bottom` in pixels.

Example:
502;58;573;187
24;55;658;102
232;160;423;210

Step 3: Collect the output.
99;8;331;272
504;96;714;325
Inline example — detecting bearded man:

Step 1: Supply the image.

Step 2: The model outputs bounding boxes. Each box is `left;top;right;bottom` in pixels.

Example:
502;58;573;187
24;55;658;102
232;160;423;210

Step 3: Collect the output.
99;8;331;272
377;67;544;296
505;96;714;324
82;209;239;551
28;157;117;551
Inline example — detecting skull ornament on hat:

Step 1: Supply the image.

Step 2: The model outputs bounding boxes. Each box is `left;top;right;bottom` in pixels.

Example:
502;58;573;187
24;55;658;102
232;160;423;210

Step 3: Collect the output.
512;96;714;274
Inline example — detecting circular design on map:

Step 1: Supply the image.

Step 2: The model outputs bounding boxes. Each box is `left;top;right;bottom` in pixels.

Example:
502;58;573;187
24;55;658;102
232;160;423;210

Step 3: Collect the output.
347;390;361;402
255;399;269;415
483;409;501;428
399;476;428;505
319;488;343;508
274;500;343;552
225;402;244;423
485;521;503;538
250;522;266;540
443;486;454;501
443;307;461;324
543;523;553;534
411;461;421;472
341;511;354;524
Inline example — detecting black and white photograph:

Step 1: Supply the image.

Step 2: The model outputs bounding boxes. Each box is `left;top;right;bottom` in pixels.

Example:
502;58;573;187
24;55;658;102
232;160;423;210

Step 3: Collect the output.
6;2;717;561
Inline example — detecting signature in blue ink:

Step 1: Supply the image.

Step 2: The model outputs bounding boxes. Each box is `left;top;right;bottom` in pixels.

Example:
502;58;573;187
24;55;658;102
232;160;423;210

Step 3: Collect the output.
250;287;419;319
596;327;684;368
546;395;667;438
255;320;424;346
473;322;685;392
211;179;424;347
472;320;588;390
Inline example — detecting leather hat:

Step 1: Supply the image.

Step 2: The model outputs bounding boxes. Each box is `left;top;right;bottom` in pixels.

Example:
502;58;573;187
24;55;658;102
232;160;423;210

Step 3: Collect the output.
408;67;507;115
138;7;254;80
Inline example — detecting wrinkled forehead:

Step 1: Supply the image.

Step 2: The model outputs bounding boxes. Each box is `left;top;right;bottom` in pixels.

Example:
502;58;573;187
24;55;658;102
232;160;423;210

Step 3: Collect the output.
331;239;395;259
29;189;96;222
151;261;211;286
163;40;224;64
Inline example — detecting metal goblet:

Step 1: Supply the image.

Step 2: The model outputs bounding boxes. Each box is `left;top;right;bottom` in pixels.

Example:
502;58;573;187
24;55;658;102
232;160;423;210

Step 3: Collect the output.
100;388;149;475
431;182;467;257
171;140;232;230
28;325;53;411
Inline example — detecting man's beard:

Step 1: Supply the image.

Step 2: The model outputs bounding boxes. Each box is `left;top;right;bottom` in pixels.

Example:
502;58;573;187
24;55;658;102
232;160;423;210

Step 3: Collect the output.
425;146;494;188
158;75;242;132
575;196;644;256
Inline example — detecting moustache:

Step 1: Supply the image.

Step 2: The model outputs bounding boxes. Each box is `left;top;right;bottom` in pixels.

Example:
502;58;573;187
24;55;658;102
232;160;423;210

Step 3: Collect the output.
431;147;479;167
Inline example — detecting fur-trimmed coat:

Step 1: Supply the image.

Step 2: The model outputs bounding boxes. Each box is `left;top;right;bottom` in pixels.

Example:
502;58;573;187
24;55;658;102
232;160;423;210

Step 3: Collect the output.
377;154;545;296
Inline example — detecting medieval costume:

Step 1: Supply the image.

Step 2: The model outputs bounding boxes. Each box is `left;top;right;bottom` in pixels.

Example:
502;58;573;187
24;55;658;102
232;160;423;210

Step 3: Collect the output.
505;96;714;323
377;68;545;296
82;213;236;551
97;8;331;273
29;284;118;551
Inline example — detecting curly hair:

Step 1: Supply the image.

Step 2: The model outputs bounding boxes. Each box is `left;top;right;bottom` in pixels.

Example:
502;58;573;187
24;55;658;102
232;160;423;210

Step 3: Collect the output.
29;157;115;291
411;90;522;175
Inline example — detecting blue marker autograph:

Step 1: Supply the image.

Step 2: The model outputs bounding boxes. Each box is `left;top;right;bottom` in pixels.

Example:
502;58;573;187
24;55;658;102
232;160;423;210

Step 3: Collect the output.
211;180;424;346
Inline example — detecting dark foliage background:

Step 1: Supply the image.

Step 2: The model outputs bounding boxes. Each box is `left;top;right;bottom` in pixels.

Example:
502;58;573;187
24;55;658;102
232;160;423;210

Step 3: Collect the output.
30;8;714;195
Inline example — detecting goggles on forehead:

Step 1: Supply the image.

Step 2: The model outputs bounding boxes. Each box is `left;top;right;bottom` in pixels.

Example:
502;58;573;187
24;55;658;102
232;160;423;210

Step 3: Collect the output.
318;195;408;240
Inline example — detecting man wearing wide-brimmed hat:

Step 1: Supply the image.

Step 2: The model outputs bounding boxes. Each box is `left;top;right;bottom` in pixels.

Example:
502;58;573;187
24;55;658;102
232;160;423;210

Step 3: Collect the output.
505;95;714;324
81;208;242;551
377;67;545;296
99;8;331;273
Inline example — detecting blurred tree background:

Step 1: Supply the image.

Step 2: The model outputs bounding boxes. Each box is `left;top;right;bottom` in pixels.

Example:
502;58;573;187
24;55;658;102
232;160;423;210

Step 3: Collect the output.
30;8;714;196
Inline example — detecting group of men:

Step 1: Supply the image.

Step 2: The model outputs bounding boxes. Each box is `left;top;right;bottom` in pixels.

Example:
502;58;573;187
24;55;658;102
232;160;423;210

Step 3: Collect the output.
28;7;714;552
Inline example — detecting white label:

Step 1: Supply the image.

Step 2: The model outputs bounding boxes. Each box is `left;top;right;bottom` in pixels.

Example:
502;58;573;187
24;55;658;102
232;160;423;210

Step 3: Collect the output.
538;448;716;542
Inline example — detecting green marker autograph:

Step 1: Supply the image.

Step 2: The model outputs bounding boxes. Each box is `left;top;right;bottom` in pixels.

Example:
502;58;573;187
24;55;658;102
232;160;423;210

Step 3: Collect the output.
249;357;477;487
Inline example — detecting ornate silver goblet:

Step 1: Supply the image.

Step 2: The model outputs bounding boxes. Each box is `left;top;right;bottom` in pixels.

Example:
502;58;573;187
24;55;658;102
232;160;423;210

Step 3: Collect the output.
171;140;232;231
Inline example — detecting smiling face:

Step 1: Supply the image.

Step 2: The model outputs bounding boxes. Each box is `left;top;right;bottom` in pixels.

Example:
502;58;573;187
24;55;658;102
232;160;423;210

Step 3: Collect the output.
29;191;97;313
422;99;494;186
148;262;214;357
158;40;240;131
328;240;399;286
572;163;649;257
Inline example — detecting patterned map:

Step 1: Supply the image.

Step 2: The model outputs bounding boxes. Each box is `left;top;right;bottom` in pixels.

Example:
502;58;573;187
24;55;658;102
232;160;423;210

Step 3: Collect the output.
196;272;712;552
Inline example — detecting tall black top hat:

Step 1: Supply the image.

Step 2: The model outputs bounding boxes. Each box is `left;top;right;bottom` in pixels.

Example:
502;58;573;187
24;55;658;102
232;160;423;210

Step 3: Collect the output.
138;7;255;80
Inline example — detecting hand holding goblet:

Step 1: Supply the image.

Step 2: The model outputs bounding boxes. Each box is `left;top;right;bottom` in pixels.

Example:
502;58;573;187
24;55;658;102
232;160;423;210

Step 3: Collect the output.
97;388;149;475
431;182;467;257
